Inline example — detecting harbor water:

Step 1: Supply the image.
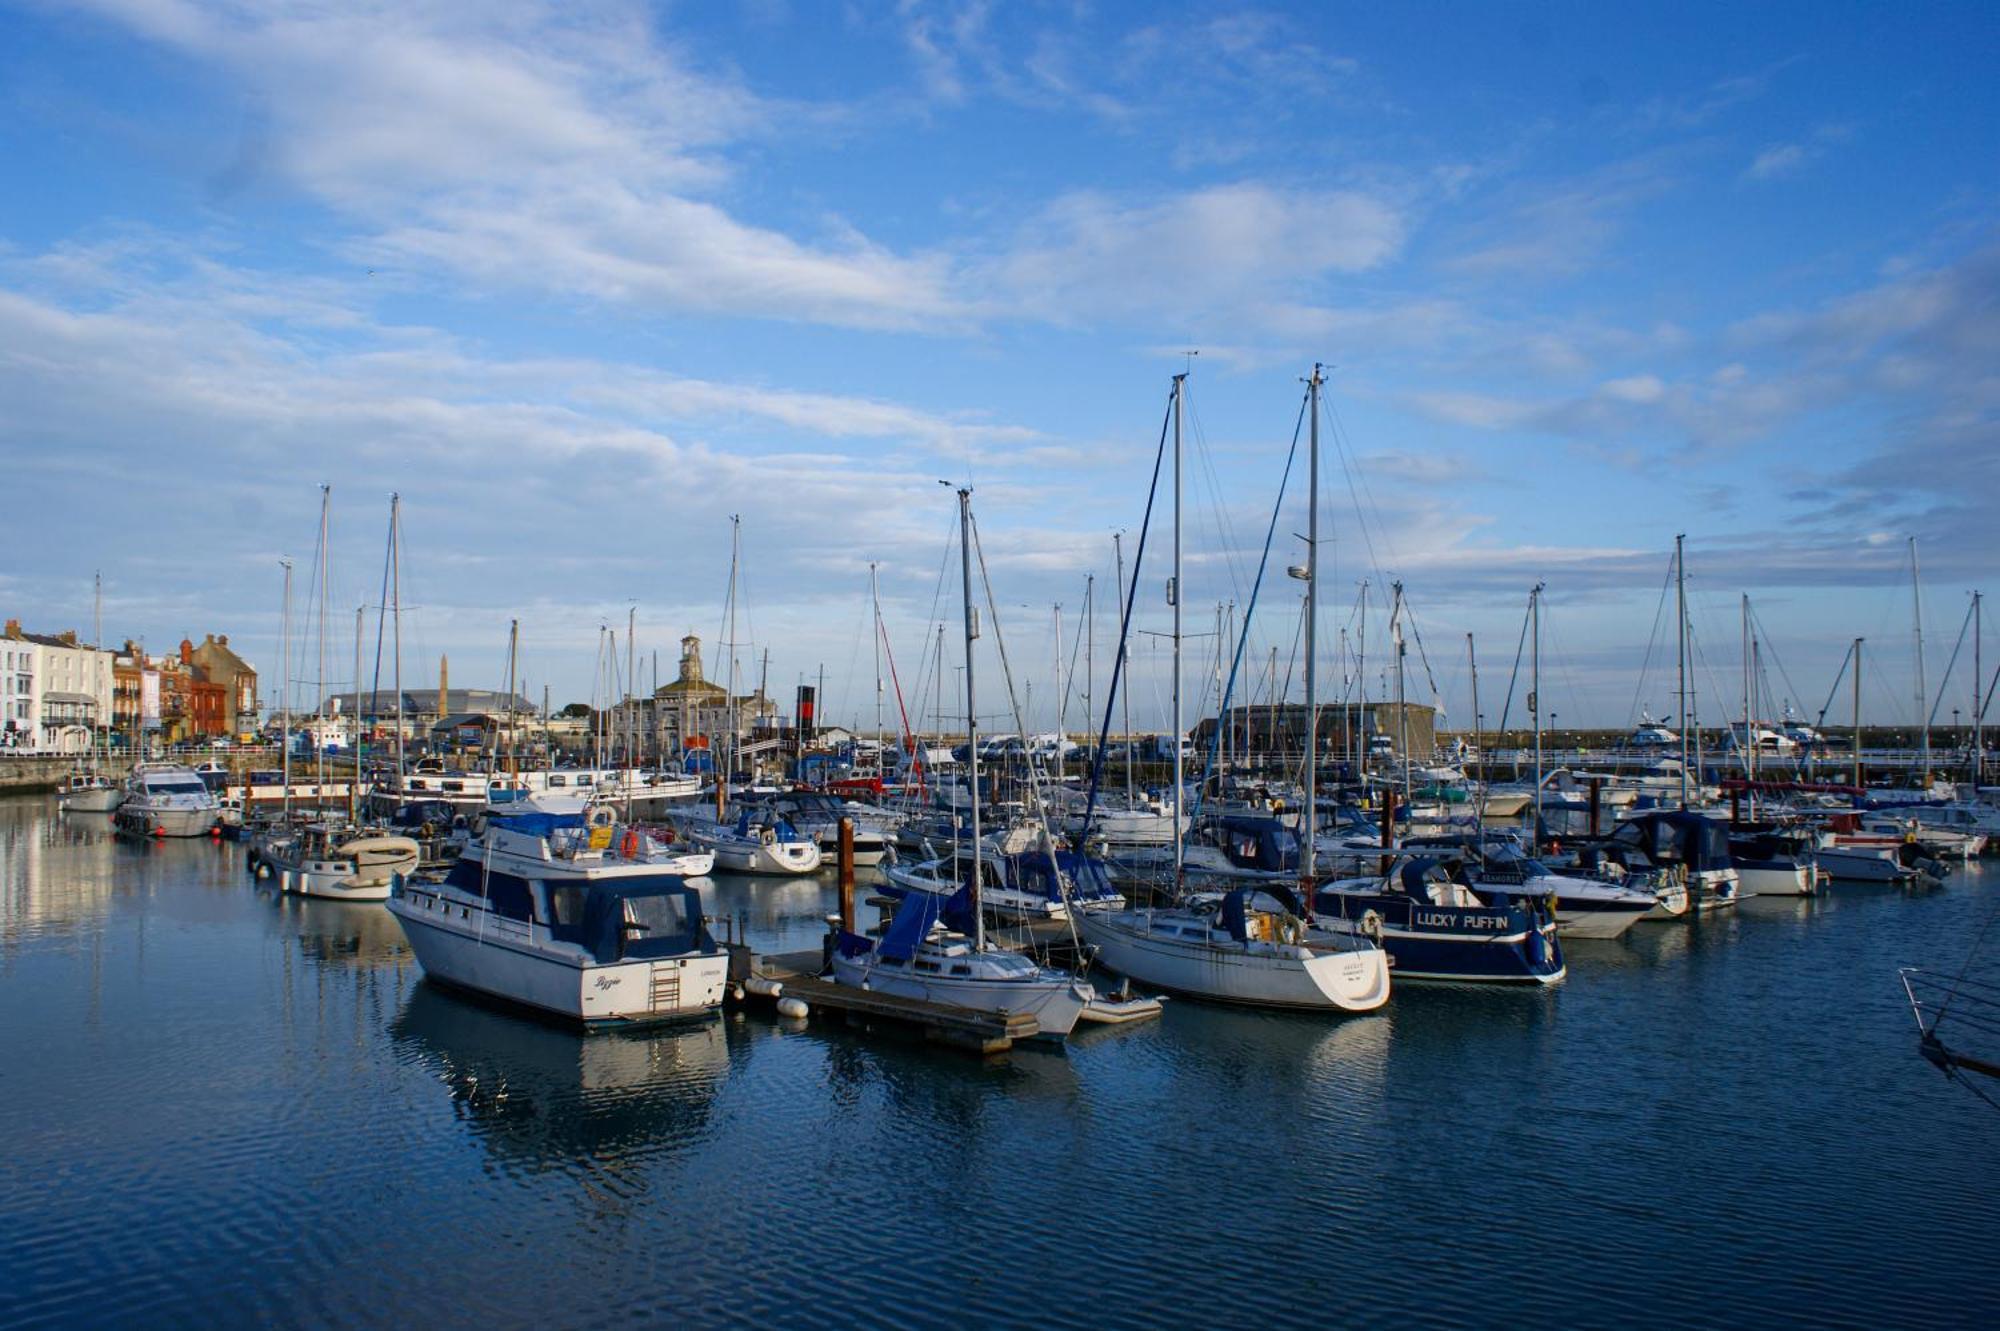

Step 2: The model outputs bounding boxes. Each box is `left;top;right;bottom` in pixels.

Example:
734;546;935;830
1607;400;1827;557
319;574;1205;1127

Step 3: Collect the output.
3;797;1997;1328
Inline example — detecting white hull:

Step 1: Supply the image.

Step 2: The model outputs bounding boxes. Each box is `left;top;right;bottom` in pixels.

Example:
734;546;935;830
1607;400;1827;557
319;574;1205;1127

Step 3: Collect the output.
276;862;395;902
389;894;727;1024
61;787;123;813
1553;903;1654;939
1737;862;1819;896
1076;910;1390;1012
115;805;217;838
830;952;1087;1037
697;832;822;875
1812;846;1911;883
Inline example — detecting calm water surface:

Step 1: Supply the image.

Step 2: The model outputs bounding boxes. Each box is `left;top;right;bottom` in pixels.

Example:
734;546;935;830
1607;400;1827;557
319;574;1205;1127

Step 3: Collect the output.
2;797;1997;1328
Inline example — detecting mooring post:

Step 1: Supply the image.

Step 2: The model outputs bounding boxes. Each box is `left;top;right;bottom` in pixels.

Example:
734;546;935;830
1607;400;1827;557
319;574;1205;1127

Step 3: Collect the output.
1379;788;1396;876
838;816;856;934
1588;776;1602;838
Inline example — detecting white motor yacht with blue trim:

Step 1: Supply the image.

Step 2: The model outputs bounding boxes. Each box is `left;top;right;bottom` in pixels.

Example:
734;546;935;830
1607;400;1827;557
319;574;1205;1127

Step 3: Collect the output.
113;763;219;838
388;809;727;1027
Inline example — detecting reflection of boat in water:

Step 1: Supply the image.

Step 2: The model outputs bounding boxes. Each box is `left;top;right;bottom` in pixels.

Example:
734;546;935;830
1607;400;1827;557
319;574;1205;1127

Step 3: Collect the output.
278;895;413;969
388;983;731;1164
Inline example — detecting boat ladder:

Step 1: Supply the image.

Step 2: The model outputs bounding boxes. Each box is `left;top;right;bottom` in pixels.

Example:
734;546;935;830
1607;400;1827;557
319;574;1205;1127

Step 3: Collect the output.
649;965;682;1014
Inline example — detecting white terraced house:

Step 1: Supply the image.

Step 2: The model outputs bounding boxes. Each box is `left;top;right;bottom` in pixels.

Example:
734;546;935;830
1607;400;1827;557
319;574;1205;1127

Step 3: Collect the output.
2;621;115;754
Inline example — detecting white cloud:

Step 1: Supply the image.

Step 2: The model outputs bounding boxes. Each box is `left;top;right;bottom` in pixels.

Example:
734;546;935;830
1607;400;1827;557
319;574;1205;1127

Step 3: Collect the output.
1745;143;1808;180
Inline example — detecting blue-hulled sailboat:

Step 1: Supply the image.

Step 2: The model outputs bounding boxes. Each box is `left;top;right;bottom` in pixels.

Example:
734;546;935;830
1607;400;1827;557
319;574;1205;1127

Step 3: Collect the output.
1313;857;1565;984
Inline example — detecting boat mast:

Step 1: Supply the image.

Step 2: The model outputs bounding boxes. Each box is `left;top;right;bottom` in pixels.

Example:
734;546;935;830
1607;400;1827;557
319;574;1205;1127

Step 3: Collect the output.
1912;536;1929;786
1468;632;1483;825
390;494;404;783
871;562;884;759
506;618;520;779
1393;581;1410;812
626;604;636;776
92;572;104;775
1053;601;1064;747
1853;637;1865;790
1976;591;1984;788
1676;534;1689;809
1302;364;1322;892
1742;593;1755;795
957;486;984;952
350;604;361;824
1114;531;1133;802
280;559;293;821
1531;581;1544;851
316;484;329;803
727;515;741;790
1171;372;1187;887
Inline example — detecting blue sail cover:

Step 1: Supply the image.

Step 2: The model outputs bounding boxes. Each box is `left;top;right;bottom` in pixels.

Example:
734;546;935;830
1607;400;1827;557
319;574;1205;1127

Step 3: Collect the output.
492;811;586;838
875;890;944;962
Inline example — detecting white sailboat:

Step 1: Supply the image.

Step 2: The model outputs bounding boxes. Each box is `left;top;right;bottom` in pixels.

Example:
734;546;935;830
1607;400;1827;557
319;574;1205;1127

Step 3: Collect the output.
830;487;1095;1038
1075;369;1390;1012
59;573;122;813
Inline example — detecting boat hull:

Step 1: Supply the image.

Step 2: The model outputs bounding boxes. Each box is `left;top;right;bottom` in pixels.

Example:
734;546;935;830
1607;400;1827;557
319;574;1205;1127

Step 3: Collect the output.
829;954;1088;1037
114;805;217;838
1076;911;1391;1012
388;895;727;1026
60;787;122;813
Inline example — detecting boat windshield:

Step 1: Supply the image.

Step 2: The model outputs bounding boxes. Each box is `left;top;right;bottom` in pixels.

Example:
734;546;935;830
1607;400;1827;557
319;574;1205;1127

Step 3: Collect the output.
147;777;208;795
623;894;693;939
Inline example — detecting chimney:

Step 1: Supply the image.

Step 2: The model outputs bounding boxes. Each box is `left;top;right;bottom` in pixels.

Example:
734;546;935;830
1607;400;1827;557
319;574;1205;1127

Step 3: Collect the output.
60;629;78;645
2;619;17;638
180;637;194;664
439;654;449;716
218;635;228;647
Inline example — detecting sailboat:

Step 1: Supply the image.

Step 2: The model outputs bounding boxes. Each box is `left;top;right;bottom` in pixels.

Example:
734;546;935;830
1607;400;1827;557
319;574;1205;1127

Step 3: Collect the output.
59;573;122;813
1075;370;1390;1012
829;487;1095;1038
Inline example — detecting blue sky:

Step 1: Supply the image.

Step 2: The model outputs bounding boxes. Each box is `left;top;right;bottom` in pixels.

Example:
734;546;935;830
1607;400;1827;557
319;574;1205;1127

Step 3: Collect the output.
2;1;1995;735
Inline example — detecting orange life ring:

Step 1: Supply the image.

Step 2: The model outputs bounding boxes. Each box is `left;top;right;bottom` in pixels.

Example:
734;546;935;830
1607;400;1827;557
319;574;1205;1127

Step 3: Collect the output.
620;828;640;858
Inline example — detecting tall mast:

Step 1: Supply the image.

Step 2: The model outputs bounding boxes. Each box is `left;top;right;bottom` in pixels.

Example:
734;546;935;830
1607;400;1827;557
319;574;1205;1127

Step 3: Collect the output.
1531;582;1544;850
1114;531;1132;801
390;494;404;781
506;619;520;776
957;487;985;952
280;559;293;819
626;603;636;776
1853;637;1865;790
1171;372;1187;886
727;515;741;789
1975;591;1984;788
1468;632;1483;825
317;484;329;801
1912;537;1929;785
1357;582;1370;767
1302;364;1322;890
1676;534;1689;809
1083;574;1094;766
93;573;104;773
1742;593;1755;789
1393;582;1410;811
351;604;361;824
871;562;884;755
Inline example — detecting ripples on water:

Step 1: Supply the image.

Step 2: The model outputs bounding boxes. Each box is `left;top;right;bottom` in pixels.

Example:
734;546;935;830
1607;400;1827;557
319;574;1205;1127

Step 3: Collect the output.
2;799;1996;1329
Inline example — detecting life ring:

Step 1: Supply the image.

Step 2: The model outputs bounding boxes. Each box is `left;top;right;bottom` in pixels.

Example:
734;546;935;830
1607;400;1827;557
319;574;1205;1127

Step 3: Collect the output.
1359;909;1384;943
620;828;641;859
587;806;614;830
759;827;777;846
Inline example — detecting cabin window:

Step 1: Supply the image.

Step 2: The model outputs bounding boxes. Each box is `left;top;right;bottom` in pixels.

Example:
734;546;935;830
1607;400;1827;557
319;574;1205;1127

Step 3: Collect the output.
488;876;535;922
914;959;941;972
950;964;973;976
549;887;586;927
881;956;906;968
548;775;566;788
622;893;691;939
443;781;464;793
577;775;594;787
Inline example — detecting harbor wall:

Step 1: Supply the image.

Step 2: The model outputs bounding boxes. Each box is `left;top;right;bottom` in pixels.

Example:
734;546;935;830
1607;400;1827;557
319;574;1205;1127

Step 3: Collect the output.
0;754;134;794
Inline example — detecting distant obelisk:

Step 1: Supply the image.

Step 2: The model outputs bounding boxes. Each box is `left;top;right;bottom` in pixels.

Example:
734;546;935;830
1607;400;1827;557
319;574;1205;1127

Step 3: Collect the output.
439;654;449;719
